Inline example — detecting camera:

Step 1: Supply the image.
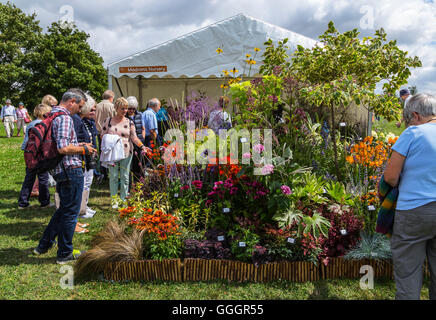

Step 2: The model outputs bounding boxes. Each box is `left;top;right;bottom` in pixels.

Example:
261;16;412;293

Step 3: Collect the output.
86;153;98;170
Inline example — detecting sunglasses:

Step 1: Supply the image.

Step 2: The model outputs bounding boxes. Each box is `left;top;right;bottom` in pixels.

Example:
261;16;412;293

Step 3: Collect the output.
128;108;136;110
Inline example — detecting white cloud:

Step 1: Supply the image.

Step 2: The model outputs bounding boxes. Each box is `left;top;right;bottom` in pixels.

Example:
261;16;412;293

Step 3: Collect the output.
6;0;436;94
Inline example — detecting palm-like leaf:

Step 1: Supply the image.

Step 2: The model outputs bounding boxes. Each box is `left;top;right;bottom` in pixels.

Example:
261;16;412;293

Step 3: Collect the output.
301;213;331;238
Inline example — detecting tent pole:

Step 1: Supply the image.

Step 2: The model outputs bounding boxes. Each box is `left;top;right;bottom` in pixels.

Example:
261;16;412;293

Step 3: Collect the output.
184;81;188;105
138;76;143;110
114;77;124;97
107;67;113;91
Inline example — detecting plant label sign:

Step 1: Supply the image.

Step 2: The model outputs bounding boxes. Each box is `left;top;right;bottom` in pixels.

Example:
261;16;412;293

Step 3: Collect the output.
223;208;230;213
287;238;295;244
174;193;179;198
339;122;347;127
238;242;246;247
368;205;376;211
217;236;225;242
340;229;347;235
240;138;247;143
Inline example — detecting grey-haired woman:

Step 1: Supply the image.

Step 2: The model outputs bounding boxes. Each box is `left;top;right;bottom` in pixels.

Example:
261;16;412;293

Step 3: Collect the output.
383;93;436;300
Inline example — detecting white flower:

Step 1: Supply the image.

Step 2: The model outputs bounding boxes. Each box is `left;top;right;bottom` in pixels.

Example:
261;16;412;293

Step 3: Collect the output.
385;132;396;143
328;203;343;215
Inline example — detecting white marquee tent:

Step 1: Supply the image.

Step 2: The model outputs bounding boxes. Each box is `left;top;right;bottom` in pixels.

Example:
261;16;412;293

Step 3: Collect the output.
107;13;317;109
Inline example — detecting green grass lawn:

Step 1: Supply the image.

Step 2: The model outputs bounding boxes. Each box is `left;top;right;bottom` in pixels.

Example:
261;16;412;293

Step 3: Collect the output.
0;124;429;300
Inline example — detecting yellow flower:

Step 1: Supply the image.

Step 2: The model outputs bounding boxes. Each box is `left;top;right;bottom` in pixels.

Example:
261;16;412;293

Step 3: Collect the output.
254;47;261;52
232;68;238;74
220;84;229;89
245;59;250;64
249;59;256;65
222;70;229;76
216;48;223;54
246;54;251;58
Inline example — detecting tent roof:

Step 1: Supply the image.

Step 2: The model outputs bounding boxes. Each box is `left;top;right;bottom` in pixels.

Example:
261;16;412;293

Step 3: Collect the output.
107;13;317;79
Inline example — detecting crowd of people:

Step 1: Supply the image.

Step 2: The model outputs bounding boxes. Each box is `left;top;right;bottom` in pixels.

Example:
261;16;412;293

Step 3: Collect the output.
4;88;177;264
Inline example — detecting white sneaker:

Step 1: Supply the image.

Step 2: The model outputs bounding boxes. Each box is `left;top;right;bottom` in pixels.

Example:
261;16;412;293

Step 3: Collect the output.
80;212;95;219
86;207;96;214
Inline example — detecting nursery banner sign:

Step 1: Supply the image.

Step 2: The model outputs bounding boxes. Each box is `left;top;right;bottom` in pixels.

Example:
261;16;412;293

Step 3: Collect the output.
119;66;168;73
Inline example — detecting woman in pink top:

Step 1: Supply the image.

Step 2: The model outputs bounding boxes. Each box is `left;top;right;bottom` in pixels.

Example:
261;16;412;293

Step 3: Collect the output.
101;97;149;207
16;102;31;137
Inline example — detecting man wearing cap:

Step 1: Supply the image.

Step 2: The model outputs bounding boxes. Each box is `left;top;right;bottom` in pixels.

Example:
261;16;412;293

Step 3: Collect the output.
1;99;17;138
396;89;413;128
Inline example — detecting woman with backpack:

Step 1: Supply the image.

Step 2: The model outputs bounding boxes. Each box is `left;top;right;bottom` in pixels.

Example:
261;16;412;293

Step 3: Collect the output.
18;104;53;209
100;97;150;208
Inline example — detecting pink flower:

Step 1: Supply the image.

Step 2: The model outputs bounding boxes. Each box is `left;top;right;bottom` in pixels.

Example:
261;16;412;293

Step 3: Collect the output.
191;180;203;189
281;185;292;195
261;164;274;175
180;185;190;190
242;152;251;159
253;144;265;153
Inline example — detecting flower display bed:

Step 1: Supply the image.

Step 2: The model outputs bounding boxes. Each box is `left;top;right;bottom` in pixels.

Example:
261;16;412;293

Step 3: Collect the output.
102;257;433;283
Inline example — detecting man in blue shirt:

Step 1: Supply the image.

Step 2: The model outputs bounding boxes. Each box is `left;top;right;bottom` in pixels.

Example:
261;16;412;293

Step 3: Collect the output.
142;98;160;147
1;99;17;138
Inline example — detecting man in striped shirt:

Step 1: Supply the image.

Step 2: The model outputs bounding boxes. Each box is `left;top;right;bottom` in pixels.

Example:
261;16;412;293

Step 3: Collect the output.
34;89;97;264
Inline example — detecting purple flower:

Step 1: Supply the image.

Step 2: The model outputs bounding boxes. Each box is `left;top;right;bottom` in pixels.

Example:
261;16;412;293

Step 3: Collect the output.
281;185;292;195
242;152;251;159
253;144;265;153
268;95;278;103
261;164;274;175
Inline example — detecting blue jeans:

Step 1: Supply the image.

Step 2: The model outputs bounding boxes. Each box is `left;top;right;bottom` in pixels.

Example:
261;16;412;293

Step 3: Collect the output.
18;168;50;207
37;168;84;258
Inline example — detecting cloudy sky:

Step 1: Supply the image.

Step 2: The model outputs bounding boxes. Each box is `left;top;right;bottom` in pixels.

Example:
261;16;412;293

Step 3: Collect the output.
8;0;436;94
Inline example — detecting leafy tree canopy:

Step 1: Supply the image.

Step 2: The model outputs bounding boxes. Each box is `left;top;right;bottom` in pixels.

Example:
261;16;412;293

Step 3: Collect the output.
0;2;107;109
0;2;41;102
23;22;107;108
290;21;422;121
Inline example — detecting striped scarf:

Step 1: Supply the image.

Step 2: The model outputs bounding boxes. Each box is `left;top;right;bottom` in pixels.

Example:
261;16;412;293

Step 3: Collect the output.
375;175;399;237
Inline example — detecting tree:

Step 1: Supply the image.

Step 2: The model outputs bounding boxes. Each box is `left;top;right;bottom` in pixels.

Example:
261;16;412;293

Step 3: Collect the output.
289;22;422;180
23;22;107;108
0;2;41;102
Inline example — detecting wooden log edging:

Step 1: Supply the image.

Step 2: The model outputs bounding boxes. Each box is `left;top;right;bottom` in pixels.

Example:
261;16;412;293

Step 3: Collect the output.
320;258;394;280
103;259;182;282
104;257;431;282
